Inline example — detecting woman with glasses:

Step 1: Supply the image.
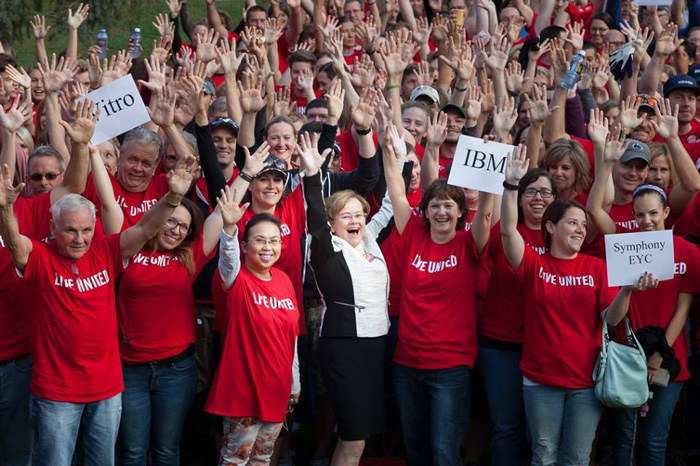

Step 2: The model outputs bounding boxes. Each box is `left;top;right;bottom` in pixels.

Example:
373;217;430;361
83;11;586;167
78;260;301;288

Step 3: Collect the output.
299;129;393;465
115;163;227;464
477;167;557;466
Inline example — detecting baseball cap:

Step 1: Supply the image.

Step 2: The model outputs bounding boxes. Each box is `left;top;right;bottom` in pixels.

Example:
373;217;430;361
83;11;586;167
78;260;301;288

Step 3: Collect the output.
410;85;440;104
663;74;700;97
441;103;467;119
689;65;700;84
635;94;657;112
257;154;287;177
203;78;216;96
620;139;651;164
211;117;239;135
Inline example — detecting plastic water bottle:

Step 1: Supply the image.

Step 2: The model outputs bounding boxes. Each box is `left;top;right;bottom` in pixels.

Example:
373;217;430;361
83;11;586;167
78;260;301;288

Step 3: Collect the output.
96;28;108;60
129;28;142;59
560;50;586;91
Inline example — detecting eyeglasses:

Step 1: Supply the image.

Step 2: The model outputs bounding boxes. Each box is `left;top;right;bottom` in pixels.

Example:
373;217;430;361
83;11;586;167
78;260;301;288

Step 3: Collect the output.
591;27;609;33
337;213;365;222
251;236;282;247
522;188;554;199
165;217;191;235
29;172;61;182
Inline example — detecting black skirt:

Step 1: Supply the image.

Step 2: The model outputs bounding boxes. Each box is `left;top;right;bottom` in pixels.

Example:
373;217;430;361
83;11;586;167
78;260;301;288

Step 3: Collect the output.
319;336;387;441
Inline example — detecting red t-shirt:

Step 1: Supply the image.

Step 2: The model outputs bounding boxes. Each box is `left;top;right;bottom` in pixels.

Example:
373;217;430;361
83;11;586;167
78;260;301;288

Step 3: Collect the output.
237;187;307;334
194;171;239;214
337;128;379;172
343;45;363;70
206;267;299;422
393;214;483;370
438;150;454;179
583;202;637;258
0;195;51;361
622;234;700;382
653;120;700;163
478;223;546;344
83;172;169;230
117;235;215;363
22;235;125;402
518;248;613;389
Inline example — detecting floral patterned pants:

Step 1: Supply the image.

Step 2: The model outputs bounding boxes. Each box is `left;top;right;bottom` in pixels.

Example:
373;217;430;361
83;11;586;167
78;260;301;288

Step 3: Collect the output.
219;416;284;465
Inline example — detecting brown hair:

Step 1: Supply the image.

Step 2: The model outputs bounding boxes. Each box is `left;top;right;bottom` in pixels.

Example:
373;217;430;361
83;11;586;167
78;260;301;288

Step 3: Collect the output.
418;179;468;231
649;142;679;188
541;200;586;249
544;138;591;193
325;190;370;222
265;115;297;138
144;197;203;275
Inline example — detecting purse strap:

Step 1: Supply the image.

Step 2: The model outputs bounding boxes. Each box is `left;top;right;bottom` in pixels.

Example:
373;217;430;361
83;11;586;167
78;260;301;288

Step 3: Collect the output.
600;309;646;359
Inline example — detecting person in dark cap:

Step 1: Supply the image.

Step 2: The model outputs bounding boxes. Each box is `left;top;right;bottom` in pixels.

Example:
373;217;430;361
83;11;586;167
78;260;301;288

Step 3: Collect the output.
662;74;700;156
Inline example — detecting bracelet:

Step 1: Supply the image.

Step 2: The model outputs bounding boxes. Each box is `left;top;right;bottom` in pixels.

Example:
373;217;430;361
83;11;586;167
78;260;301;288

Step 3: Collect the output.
502;180;519;191
239;171;254;182
355;126;372;135
455;85;468;92
166;197;182;208
385;84;399;91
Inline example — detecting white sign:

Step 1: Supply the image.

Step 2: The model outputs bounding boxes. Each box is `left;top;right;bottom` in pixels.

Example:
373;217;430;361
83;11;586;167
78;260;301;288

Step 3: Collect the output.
447;135;514;195
604;230;675;287
634;0;672;5
77;75;150;145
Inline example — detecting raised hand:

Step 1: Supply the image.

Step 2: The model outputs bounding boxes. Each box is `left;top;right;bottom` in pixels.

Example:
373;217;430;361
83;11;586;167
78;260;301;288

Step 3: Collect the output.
655;22;679;56
237;70;266;114
492;96;518;140
273;88;296;117
505;144;528;184
414;16;433;46
98;51;133;87
151;35;173;63
67;3;90;29
138;56;167;93
0;164;24;207
167;154;198;196
350;87;380;129
379;32;410;76
295;67;314;92
0;98;32;132
59;99;101;145
355;19;379;52
263;17;284;45
389;125;407;162
465;84;483;121
325;79;346;123
165;0;186;17
38;54;78;93
504;61;525;94
651;97;679;140
431;14;450;43
479;34;511;72
588;108;610;145
604;124;629;164
5;65;30;89
524;84;559;124
31;14;51;40
440;40;475;82
349;54;376;89
152;13;175;39
528;38;551;63
196;28;220;63
216;38;244;76
242;142;270;178
592;63;612;90
565;22;584;53
426;111;448;148
217;186;250;227
147;86;177;127
616;95;642;132
297;132;328;176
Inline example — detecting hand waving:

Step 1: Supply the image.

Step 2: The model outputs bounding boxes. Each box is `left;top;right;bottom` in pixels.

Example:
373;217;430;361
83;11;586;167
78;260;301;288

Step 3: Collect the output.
59;99;101;145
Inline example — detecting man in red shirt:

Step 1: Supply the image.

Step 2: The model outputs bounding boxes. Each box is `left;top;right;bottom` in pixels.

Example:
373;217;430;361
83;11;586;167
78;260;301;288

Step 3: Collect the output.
663;75;700;160
0;153;198;465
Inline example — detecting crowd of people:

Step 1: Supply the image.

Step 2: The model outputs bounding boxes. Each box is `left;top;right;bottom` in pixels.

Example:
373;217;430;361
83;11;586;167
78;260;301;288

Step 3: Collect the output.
5;0;700;465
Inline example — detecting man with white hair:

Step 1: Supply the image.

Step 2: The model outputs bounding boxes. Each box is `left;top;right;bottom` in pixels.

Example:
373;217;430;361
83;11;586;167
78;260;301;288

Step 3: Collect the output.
0;145;199;465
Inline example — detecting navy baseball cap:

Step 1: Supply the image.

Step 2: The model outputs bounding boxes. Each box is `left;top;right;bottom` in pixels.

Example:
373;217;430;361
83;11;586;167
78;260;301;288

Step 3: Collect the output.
663;74;700;98
689;65;700;84
211;117;239;135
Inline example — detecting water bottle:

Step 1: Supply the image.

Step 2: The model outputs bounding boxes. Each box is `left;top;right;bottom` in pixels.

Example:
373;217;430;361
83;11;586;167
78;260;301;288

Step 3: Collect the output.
129;28;142;59
96;28;108;60
560;50;586;91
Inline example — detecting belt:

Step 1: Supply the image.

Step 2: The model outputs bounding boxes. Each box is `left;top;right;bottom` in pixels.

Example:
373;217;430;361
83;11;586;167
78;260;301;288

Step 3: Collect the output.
0;353;30;366
122;345;195;366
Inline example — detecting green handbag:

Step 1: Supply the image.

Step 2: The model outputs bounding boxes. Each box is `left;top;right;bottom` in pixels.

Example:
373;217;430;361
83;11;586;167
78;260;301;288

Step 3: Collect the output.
592;311;649;408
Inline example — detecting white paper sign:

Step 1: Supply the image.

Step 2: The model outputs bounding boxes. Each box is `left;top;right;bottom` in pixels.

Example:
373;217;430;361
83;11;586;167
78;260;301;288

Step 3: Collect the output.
76;75;150;145
447;135;514;195
604;230;675;287
634;0;672;6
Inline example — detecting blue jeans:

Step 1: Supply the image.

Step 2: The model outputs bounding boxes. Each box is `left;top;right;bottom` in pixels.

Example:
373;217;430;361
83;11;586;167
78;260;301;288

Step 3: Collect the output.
477;347;526;466
393;363;470;466
31;392;122;466
523;384;603;466
117;355;198;466
613;381;683;466
0;354;32;465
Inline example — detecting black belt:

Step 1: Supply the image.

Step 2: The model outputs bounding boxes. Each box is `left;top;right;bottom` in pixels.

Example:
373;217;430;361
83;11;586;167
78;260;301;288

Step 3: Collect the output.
0;353;30;366
122;345;195;366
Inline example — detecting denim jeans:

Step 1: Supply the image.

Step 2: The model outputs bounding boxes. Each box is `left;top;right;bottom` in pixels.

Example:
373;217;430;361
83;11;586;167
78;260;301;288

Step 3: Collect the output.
0;354;32;465
118;355;198;466
523;384;603;466
477;347;526;466
30;392;122;466
613;381;683;466
393;363;470;466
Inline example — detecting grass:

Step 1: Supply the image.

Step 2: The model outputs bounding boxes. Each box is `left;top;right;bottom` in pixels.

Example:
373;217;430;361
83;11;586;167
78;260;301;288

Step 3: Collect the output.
10;0;243;68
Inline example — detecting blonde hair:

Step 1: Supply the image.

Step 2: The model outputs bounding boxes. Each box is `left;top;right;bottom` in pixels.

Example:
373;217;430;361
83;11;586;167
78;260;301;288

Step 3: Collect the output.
325;190;370;222
649;142;679;188
544;138;591;193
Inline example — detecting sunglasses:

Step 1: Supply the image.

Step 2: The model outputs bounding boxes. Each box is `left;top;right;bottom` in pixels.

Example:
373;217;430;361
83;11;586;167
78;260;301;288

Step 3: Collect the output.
29;172;61;182
635;95;658;107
